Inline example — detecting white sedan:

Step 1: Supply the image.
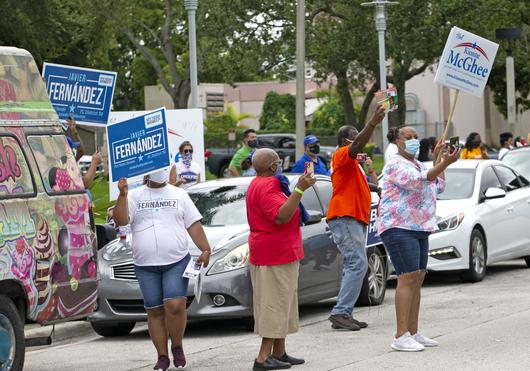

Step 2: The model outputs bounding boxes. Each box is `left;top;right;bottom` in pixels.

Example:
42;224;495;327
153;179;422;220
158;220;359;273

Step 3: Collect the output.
428;160;530;281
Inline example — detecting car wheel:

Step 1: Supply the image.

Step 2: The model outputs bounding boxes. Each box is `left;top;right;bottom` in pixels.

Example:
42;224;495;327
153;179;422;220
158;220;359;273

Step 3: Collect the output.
357;246;387;306
0;294;25;371
241;317;254;332
219;163;232;178
90;322;136;337
461;229;487;283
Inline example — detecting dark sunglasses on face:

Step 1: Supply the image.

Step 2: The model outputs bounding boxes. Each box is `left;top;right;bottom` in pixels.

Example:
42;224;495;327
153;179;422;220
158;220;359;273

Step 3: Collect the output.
183;149;193;154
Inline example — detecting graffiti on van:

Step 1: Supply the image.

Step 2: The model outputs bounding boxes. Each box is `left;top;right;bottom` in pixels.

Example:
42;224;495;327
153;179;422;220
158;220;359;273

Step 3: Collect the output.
0;136;32;195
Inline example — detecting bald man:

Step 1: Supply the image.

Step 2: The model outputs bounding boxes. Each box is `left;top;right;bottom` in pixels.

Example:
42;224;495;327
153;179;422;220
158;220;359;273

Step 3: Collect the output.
246;148;315;370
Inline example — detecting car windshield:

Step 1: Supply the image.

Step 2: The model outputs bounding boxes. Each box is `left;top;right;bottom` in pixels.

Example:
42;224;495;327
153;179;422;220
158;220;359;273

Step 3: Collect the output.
502;150;530;180
189;185;248;226
437;169;475;200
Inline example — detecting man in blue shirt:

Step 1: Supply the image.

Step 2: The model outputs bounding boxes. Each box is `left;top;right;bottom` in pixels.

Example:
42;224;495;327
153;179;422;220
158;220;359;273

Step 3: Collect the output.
291;135;330;176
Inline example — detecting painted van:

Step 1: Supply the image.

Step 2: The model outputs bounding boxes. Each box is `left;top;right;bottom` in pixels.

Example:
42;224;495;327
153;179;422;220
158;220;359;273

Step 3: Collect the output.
0;47;98;371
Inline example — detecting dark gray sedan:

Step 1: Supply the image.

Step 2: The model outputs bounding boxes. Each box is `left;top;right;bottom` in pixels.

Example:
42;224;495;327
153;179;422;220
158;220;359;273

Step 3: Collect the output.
89;175;388;337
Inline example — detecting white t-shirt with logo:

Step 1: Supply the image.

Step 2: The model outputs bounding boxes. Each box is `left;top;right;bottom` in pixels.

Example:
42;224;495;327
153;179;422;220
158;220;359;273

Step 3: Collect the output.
127;184;202;266
176;160;201;188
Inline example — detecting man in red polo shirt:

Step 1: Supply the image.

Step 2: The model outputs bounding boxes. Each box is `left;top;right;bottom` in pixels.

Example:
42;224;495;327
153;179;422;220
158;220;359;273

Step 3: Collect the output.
327;106;385;331
246;148;315;371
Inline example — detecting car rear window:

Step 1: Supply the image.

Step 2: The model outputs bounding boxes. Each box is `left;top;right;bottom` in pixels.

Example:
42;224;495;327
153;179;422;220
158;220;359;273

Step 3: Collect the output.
189;185;248;226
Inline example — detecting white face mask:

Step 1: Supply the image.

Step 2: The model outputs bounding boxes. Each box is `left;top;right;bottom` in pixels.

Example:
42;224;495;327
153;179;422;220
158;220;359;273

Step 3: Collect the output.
148;168;168;184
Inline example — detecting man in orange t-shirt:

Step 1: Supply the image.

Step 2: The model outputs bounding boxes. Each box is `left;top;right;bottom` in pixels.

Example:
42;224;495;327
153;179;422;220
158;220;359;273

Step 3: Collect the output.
327;105;385;331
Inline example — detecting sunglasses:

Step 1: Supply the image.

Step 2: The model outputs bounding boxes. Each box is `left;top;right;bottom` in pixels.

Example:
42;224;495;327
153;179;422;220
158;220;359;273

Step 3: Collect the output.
183;149;193;154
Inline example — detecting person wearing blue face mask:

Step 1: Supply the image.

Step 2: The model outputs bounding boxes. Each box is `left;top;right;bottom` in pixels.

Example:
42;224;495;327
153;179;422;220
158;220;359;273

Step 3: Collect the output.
378;126;459;352
291;135;330;176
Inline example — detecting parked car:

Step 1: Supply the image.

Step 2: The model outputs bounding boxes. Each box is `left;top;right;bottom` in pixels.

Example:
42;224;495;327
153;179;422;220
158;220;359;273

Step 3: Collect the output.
78;155;104;175
205;133;335;177
89;175;388;336
426;160;530;281
500;146;530;180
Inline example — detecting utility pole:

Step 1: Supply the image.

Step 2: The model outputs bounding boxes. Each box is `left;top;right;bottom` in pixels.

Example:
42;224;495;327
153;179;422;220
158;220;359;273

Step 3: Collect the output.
295;0;306;159
185;0;199;108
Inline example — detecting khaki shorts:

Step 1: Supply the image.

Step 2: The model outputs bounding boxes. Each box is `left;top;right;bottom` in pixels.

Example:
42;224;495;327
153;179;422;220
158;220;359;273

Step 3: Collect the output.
250;261;300;339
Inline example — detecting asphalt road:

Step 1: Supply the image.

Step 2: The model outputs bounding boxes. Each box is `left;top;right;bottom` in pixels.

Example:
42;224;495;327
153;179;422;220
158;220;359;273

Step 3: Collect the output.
25;260;530;371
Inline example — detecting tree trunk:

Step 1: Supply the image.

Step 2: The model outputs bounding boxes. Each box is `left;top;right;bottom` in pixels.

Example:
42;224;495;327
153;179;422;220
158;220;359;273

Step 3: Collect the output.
388;72;407;127
335;70;358;130
359;83;379;126
173;79;191;109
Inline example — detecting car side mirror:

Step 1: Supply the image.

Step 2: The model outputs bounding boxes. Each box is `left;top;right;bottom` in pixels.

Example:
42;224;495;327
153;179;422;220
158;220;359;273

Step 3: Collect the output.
483;187;506;200
304;210;323;225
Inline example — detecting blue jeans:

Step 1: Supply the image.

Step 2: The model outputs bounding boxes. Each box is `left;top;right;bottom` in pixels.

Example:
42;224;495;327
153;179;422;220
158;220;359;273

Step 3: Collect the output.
328;217;368;316
380;228;430;275
134;254;191;309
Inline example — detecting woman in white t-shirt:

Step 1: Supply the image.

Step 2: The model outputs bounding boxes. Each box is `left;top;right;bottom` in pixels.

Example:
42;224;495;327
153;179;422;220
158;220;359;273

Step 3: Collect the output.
113;167;211;370
171;141;201;188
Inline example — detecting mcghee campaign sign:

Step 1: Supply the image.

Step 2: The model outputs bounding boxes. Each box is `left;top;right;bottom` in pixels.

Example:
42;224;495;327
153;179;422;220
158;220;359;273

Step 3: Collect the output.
434;27;498;97
42;63;117;126
107;108;170;182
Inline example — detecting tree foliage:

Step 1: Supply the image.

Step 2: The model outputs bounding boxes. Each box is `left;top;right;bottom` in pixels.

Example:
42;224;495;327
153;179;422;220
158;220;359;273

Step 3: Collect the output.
310;90;346;133
259;91;296;131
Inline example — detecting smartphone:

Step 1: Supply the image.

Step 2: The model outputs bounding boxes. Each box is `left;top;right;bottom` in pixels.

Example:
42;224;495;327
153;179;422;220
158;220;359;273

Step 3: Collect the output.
449;136;459;151
356;153;367;162
304;161;314;177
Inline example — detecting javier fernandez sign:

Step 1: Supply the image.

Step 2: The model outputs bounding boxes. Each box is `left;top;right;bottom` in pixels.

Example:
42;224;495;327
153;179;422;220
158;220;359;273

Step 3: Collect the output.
107;108;170;182
42;62;117;126
434;27;499;97
366;202;382;248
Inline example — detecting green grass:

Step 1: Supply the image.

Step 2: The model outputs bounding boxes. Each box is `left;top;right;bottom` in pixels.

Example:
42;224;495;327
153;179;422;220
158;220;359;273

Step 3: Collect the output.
89;177;114;224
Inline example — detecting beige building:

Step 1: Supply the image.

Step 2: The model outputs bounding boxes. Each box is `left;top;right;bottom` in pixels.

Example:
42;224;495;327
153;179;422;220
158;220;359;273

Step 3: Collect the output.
145;70;530;150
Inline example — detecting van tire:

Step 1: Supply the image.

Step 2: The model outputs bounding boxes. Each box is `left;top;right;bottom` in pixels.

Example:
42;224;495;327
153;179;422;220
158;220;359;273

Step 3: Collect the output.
0;294;25;371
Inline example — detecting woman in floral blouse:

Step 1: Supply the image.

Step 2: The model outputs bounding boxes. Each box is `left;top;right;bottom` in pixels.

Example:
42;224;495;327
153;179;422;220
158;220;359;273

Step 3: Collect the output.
378;126;459;352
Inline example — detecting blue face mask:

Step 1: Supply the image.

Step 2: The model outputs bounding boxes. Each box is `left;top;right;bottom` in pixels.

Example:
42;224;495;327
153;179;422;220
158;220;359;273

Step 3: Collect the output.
404;139;420;155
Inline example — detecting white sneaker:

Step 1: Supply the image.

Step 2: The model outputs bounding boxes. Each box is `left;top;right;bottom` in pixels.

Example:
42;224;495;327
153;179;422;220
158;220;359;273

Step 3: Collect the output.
412;332;439;347
391;332;425;352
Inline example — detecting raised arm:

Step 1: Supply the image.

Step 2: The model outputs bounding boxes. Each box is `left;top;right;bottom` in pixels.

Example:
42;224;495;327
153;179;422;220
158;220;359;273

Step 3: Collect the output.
348;105;385;158
113;178;129;226
275;174;316;224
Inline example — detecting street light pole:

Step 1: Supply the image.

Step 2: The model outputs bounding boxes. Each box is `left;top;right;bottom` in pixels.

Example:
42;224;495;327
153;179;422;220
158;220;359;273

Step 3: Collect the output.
295;0;306;160
495;28;521;135
185;0;199;109
361;0;398;156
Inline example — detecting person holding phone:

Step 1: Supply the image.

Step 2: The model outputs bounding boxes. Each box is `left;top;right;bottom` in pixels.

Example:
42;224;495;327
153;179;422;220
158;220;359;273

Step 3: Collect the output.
326;106;385;331
247;149;315;370
113;168;212;370
291;135;330;176
378;127;459;351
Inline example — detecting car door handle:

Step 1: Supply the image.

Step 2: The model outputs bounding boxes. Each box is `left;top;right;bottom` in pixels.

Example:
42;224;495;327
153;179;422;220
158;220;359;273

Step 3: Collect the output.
507;206;514;213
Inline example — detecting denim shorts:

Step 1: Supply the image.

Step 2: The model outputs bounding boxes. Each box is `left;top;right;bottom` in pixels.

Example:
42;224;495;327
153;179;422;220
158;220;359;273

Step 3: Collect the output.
134;254;191;309
380;228;430;275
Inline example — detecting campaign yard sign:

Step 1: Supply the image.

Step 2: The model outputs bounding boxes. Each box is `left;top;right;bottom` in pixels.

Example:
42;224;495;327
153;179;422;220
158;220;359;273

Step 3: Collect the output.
107;108;170;183
366;202;381;248
42;63;117;126
434;26;498;97
108;109;204;200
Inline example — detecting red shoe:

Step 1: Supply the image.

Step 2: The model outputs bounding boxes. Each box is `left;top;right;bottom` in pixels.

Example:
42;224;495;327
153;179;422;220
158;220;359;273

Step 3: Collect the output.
153;355;170;370
172;346;187;368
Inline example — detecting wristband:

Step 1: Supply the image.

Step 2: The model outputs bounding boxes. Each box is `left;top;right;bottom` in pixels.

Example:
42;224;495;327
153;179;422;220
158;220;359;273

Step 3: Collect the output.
294;187;304;195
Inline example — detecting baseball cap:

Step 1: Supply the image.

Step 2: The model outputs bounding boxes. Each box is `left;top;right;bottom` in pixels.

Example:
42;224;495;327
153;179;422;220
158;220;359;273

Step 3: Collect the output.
304;135;319;145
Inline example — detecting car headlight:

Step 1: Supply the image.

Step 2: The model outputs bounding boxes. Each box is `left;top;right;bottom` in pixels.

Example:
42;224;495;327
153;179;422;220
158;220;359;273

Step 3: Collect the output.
437;212;464;232
102;240;132;261
207;243;249;275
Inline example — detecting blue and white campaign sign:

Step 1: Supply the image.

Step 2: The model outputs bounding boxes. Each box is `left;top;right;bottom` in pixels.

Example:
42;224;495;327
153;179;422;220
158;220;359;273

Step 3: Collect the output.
108;109;204;200
42;62;117;126
366;202;382;248
107;108;170;182
434;26;498;97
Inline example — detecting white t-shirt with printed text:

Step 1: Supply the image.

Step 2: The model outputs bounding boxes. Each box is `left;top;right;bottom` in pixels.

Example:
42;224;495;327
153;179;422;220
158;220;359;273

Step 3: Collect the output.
176;160;201;189
128;184;202;266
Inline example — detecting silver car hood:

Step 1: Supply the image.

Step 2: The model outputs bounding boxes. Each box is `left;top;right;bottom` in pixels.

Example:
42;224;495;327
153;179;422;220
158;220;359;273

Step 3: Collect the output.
436;198;475;219
102;224;250;260
187;224;249;256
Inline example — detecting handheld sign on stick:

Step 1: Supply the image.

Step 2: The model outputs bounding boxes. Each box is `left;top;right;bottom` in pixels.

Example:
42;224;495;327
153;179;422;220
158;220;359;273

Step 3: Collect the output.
434;27;499;140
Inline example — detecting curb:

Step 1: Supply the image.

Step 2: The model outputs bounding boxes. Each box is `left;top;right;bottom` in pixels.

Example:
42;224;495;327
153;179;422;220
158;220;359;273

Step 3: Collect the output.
24;320;96;344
